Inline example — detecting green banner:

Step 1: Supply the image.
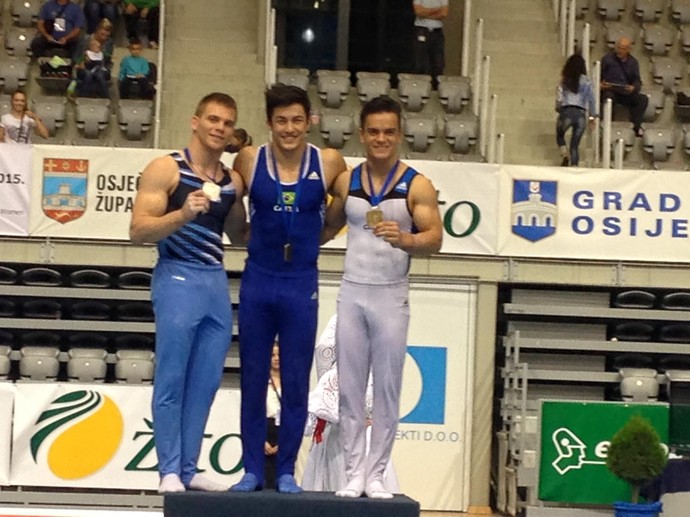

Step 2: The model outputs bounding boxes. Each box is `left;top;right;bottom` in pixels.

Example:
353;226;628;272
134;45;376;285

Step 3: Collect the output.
538;401;668;504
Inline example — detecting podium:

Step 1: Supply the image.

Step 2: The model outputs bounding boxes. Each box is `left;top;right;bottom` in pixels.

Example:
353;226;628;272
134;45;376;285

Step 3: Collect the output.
164;490;420;517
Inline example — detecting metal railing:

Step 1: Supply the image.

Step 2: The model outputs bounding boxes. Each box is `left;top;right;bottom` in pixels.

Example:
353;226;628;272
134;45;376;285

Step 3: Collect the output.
152;0;166;148
264;0;277;86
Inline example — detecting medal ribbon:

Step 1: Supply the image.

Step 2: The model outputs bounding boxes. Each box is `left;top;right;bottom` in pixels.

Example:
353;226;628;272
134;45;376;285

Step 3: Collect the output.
366;160;399;207
271;146;308;246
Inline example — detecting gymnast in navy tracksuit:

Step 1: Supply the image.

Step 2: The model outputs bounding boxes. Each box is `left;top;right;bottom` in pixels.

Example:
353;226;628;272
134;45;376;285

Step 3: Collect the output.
230;84;345;493
130;93;247;494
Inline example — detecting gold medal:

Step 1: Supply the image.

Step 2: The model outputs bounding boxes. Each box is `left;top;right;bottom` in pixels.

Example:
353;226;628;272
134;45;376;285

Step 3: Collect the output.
366;207;383;228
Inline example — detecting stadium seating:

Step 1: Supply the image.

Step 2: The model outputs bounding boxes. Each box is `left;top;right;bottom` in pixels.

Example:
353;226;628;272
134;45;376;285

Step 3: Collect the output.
69;269;111;288
403;114;437;152
597;0;626;20
32;96;67;137
67;348;108;382
355;71;390;103
115;349;154;384
5;27;32;57
19;346;60;381
316;69;351;109
634;0;664;22
397;73;432;112
642;126;675;161
10;0;40;27
276;67;310;91
0;345;10;379
75;98;111;140
319;110;354;149
444;114;479;154
118;99;153;141
0;56;30;94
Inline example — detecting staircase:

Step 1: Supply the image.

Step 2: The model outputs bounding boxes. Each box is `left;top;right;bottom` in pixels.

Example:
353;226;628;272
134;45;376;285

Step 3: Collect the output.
473;0;565;166
157;0;266;149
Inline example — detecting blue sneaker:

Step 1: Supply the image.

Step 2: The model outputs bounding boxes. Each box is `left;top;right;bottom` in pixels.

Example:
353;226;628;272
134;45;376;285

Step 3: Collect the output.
230;473;262;492
277;474;303;494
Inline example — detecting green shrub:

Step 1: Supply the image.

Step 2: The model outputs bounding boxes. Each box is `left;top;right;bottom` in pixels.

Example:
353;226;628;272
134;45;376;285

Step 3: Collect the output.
606;414;667;503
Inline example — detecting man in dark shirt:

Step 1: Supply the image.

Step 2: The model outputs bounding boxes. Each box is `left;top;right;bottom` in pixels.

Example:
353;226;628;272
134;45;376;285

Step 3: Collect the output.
600;37;648;137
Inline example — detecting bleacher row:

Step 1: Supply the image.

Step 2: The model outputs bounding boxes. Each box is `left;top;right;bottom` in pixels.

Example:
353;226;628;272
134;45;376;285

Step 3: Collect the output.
276;67;484;161
0;0;156;146
0;264;159;384
574;0;690;167
497;286;690;514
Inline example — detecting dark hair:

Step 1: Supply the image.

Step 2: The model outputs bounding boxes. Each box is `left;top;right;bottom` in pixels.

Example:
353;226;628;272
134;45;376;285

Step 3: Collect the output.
234;128;252;147
265;83;311;121
561;53;587;94
195;92;237;117
129;38;143;47
359;95;402;129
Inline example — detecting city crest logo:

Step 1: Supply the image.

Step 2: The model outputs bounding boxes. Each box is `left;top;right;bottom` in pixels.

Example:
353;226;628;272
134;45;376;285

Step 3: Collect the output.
42;158;89;224
30;390;124;479
511;180;558;242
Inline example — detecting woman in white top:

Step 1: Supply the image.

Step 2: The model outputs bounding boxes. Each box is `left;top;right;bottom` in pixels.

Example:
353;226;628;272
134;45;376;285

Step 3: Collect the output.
265;342;281;489
0;91;49;144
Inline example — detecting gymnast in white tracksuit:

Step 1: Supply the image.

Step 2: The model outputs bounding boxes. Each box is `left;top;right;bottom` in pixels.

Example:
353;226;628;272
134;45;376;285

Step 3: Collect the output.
322;96;443;499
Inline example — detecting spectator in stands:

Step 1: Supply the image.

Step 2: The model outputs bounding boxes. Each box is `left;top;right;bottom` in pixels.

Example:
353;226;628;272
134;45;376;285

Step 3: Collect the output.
84;0;118;34
600;37;648;138
119;39;155;99
264;342;281;489
31;0;86;59
74;37;110;98
225;128;252;153
129;92;247;494
0;91;49;143
123;0;160;49
555;53;597;167
412;0;448;88
71;19;114;99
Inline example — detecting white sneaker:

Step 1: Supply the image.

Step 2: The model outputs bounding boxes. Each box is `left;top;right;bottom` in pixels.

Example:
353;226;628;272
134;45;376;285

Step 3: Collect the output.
188;474;228;492
365;479;393;499
158;473;185;494
335;477;364;498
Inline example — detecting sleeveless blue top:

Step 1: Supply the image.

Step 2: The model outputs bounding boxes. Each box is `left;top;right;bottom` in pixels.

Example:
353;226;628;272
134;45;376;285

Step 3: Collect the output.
157;151;236;266
247;143;327;273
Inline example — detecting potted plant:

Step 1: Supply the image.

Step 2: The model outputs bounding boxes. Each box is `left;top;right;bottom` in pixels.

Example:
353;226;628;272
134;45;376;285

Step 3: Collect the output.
606;414;667;517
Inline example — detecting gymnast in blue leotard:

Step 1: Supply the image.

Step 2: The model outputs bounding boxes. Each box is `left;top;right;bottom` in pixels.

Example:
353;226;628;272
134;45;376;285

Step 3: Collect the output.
230;84;346;493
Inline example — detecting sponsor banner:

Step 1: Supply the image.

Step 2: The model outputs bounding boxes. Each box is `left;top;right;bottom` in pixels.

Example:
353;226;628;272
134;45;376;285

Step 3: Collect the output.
539;401;669;504
0;384;13;485
10;384;242;489
317;277;476;511
22;146;501;252
499;165;690;262
28;146;162;240
0;144;32;236
325;158;500;255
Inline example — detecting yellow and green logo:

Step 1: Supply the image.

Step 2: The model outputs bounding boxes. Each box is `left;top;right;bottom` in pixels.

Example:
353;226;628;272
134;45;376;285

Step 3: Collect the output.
30;390;124;479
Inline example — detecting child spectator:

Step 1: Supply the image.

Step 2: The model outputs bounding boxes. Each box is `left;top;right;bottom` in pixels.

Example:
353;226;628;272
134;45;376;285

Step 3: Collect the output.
75;37;110;98
118;39;155;99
